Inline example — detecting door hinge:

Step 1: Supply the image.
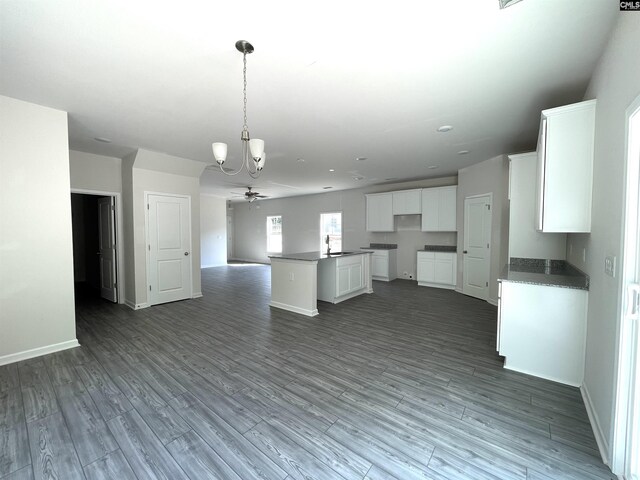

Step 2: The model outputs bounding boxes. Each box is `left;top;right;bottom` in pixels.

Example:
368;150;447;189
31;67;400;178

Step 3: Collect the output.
149;285;152;291
111;205;115;211
487;204;491;210
148;245;151;251
487;243;490;248
147;203;150;210
486;282;489;287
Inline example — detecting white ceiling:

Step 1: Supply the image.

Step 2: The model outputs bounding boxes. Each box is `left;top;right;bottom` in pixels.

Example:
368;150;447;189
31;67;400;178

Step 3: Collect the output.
0;0;617;200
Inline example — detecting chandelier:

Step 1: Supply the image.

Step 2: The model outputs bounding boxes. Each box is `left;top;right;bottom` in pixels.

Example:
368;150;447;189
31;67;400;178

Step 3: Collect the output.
212;40;265;178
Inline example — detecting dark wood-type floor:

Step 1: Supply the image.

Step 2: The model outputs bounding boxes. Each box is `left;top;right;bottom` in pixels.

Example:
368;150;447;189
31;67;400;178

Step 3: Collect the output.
1;265;615;480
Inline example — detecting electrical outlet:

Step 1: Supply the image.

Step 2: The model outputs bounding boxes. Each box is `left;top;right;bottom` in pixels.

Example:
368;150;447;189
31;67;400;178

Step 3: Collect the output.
605;256;616;277
403;271;408;278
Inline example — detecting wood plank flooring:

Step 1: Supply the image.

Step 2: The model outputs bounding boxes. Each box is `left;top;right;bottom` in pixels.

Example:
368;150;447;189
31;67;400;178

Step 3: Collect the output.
0;264;615;479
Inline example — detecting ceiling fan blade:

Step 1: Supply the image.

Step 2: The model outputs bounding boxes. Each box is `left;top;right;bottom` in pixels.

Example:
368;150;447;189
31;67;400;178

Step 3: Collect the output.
256;195;268;198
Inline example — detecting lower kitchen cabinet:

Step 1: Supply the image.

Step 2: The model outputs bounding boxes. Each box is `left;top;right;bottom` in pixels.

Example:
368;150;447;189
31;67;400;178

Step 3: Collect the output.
417;251;456;289
370;249;397;282
497;280;587;386
318;253;373;304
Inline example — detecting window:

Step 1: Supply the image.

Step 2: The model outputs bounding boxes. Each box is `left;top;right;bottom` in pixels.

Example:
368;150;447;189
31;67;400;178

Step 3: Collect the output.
320;212;342;253
266;215;282;253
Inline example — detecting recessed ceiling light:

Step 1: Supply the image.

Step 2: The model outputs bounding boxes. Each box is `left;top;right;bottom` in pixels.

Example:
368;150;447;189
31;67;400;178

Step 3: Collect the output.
323;186;333;189
353;176;364;181
437;125;453;133
329;169;335;172
296;158;305;163
427;165;439;169
458;150;470;155
94;137;112;143
356;157;368;161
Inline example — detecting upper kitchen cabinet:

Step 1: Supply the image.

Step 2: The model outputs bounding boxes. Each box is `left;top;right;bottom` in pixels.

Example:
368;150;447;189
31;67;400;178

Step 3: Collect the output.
392;189;421;215
421;186;457;231
366;193;394;232
536;99;596;232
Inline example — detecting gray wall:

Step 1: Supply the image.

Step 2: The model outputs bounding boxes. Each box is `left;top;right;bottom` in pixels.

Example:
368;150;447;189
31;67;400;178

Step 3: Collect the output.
0;95;77;363
232;176;458;280
457;155;510;304
565;15;640;461
200;194;227;268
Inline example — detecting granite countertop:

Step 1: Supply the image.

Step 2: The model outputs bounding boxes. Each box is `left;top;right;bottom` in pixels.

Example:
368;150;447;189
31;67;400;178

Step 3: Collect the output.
498;258;589;290
420;245;457;253
359;243;398;250
269;251;371;261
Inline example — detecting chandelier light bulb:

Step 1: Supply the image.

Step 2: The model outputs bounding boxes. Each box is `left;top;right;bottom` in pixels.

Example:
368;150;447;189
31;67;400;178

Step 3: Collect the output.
212;142;228;164
250;138;265;161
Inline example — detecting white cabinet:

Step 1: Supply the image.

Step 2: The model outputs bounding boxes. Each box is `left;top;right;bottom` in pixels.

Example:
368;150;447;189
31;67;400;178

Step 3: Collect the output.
318;253;372;304
336;255;363;297
369;249;397;282
421;186;457;231
536;99;596;232
392;189;421;215
366;193;394;232
498;281;587;386
417;251;456;289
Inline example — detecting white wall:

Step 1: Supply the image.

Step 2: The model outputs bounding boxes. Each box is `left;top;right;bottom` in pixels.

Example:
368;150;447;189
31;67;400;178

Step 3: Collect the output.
69;150;122;192
565;15;640;463
457;155;510;304
0;96;78;364
122;149;206;307
200;194;227;268
508;152;566;260
232;176;458;280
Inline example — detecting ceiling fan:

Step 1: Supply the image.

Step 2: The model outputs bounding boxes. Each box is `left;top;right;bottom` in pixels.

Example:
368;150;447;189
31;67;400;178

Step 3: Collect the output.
231;187;269;202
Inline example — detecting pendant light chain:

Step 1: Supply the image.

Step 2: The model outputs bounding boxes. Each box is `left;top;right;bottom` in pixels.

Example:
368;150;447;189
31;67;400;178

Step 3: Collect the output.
243;51;248;134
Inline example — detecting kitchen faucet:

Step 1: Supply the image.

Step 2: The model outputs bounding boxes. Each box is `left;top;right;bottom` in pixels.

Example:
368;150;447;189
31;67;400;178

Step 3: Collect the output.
325;234;331;255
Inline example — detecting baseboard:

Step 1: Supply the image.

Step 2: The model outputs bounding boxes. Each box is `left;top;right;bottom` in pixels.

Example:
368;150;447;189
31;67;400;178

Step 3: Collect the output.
192;292;203;299
0;339;80;366
201;264;226;269
581;382;611;467
124;299;149;310
269;301;318;317
455;287;464;294
487;297;498;306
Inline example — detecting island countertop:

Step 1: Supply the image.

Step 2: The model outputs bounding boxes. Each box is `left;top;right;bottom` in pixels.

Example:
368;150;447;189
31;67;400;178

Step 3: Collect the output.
269;251;371;262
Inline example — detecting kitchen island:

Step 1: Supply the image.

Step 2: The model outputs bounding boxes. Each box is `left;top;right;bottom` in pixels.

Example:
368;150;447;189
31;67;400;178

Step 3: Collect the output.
268;251;373;316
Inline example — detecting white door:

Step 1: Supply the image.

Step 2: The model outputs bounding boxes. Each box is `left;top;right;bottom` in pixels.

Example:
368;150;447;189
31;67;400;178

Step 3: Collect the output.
147;194;192;305
97;196;117;302
612;96;640;479
463;194;492;300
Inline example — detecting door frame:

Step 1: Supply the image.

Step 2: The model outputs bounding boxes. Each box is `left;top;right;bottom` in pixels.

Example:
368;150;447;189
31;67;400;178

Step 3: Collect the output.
611;94;640;477
70;188;124;304
144;191;193;306
462;193;493;302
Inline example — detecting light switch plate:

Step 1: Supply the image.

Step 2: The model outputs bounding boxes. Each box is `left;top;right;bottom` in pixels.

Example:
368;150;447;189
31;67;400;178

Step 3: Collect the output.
605;256;616;277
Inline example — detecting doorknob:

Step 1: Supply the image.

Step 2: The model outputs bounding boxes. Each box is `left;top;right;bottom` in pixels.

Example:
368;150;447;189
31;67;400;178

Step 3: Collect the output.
184;252;189;256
